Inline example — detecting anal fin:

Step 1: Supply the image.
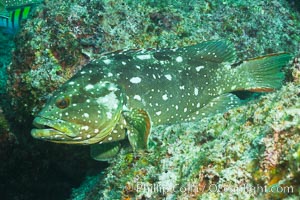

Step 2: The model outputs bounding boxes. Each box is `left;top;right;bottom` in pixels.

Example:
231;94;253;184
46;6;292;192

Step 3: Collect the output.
197;93;241;117
90;142;121;161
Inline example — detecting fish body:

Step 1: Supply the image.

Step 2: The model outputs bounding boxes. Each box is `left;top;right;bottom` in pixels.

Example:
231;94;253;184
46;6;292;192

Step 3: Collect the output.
0;0;41;33
31;40;291;161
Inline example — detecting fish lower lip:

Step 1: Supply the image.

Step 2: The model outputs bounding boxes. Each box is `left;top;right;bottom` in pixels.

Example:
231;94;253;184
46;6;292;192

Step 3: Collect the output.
31;128;64;139
32;116;77;138
32;121;63;133
32;116;66;136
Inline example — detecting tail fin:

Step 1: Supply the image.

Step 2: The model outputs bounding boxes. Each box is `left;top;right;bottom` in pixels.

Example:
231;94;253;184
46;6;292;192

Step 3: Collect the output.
231;53;292;92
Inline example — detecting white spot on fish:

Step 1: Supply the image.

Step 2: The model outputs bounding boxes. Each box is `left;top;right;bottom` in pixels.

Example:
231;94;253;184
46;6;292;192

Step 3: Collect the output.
103;59;112;64
108;72;113;77
184;108;188;112
196;66;204;71
179;85;185;90
96;92;119;110
164;74;172;80
85;84;94;90
81;126;89;131
133;95;142;101
130;77;141;84
83;113;89;118
162;94;168;101
194;87;199;96
87;134;91;138
137;54;151;60
74;137;82;140
106;112;112;119
108;137;113;141
156;111;162;116
122;61;126;65
176;56;183;62
94;129;99;133
69;81;75;85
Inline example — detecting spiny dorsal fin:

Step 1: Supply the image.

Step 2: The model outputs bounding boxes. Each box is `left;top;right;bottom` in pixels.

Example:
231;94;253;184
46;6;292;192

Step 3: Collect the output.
150;40;237;65
101;40;237;66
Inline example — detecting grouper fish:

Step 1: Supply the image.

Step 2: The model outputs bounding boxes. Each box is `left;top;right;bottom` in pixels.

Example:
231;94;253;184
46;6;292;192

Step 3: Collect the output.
31;40;291;161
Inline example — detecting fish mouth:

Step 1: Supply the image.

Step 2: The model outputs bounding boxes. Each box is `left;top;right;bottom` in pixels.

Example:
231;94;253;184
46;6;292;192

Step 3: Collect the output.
31;116;77;141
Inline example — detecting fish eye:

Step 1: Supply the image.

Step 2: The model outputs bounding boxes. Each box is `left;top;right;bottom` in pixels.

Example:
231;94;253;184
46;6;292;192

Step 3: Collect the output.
55;97;70;109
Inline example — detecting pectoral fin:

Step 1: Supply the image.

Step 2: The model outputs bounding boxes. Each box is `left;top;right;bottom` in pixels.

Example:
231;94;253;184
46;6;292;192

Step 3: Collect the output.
122;109;151;151
90;142;121;161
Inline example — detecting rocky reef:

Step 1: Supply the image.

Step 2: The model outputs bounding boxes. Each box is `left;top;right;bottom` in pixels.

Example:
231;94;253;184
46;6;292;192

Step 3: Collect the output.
1;0;300;199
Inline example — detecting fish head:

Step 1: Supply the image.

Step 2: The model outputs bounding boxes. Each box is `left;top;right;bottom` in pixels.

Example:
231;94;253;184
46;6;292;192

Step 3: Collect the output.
31;75;125;144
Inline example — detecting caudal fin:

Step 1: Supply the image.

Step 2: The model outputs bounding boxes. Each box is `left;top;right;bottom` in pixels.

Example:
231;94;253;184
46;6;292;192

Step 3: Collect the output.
232;53;292;92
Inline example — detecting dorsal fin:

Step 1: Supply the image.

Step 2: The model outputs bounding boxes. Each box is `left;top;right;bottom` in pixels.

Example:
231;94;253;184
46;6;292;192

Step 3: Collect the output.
152;40;237;64
100;40;237;66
